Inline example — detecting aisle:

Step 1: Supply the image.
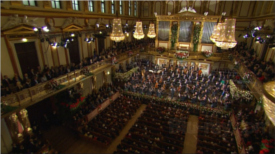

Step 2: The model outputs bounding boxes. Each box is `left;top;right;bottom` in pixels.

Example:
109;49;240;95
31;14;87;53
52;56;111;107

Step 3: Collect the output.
182;115;199;154
43;104;147;153
105;104;147;153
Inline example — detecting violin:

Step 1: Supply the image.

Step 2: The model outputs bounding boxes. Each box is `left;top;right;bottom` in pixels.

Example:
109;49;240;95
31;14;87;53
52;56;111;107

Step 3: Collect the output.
155;82;158;89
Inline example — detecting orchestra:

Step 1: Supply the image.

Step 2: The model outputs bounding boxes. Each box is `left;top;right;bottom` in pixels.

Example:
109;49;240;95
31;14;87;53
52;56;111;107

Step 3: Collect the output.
124;62;232;108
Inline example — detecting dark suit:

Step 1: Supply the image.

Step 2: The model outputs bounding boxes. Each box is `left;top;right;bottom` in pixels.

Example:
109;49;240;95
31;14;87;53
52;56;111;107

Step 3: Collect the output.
2;78;12;87
31;79;39;86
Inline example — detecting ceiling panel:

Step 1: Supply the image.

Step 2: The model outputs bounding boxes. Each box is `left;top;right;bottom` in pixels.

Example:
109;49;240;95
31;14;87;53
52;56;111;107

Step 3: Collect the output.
239;1;251;17
208;1;217;15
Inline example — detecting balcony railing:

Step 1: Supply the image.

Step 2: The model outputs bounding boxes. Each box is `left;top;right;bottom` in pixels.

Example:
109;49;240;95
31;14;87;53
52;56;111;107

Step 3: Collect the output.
144;47;231;61
233;56;264;101
1;49;140;116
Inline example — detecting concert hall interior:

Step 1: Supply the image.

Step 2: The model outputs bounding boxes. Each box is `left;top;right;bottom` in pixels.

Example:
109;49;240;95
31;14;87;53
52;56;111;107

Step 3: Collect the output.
1;1;275;154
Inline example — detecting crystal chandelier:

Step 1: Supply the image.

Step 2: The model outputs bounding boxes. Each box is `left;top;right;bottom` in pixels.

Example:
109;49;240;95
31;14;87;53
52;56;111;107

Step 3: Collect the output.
110;18;125;42
147;23;156;38
215;19;237;49
133;21;144;40
210;24;220;43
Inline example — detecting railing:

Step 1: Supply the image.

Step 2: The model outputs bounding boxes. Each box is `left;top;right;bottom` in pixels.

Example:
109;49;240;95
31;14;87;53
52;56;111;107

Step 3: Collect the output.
1;49;140;114
230;113;247;154
145;48;231;61
233;56;264;101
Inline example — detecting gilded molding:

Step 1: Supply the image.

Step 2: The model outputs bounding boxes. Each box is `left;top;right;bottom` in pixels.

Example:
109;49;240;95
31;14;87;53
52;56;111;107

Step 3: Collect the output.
66;1;73;11
43;1;51;9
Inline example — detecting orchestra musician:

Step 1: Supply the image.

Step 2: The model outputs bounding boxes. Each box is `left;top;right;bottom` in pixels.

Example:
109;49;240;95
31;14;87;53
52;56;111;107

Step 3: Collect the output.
155;81;159;89
170;85;175;100
198;68;202;76
159;76;163;84
157;89;162;98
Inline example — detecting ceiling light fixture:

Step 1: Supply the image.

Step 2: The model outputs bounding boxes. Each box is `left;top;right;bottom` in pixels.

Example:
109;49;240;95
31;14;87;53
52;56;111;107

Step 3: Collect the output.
147;23;156;38
133;21;144;40
110;17;125;42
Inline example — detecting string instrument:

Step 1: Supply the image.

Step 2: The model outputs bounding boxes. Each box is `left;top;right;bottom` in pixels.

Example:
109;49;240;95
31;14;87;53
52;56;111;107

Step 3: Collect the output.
142;77;145;83
177;86;181;92
159;77;163;84
155;82;158;89
162;83;166;90
198;70;202;76
184;68;187;74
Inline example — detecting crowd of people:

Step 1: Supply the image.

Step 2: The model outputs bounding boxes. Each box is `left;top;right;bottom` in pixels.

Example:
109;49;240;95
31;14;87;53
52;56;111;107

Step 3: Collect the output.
236;108;274;154
79;96;141;145
115;101;188;154
196;113;237;154
233;42;275;82
124;63;235;109
1;40;151;97
12;116;60;154
71;84;119;128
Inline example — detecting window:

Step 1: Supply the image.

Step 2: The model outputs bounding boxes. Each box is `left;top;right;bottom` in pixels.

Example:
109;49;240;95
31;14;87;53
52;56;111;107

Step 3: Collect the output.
134;1;137;16
119;0;123;15
72;0;79;10
22;0;36;6
101;0;105;13
51;0;61;9
88;0;94;12
111;0;115;14
129;1;131;16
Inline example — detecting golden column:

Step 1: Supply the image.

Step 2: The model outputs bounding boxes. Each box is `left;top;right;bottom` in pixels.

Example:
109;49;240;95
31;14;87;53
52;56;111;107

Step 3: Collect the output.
177;21;180;47
168;21;173;50
155;20;159;48
190;22;195;52
198;21;204;52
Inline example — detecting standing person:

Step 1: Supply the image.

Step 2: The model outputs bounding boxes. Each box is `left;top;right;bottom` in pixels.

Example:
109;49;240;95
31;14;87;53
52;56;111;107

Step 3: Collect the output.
170;85;175;100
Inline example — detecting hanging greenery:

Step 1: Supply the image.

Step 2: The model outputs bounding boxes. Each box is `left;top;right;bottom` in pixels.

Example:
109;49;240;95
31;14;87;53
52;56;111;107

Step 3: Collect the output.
171;24;178;49
193;23;201;52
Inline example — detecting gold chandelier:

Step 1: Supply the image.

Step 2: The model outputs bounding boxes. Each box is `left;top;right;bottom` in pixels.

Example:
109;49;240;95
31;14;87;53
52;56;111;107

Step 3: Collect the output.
110;18;125;42
133;21;144;40
147;23;156;38
210;24;221;43
215;19;237;49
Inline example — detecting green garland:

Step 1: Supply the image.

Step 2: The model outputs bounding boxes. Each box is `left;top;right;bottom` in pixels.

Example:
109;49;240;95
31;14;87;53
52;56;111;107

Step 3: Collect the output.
114;67;139;81
193;24;201;52
122;90;230;115
171;24;178;49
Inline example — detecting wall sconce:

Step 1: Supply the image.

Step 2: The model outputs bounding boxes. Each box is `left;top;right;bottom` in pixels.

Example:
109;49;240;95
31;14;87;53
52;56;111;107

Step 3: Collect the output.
204;12;208;16
22;38;27;42
222;12;226;16
168;12;171;16
71;33;75;37
107;71;110;75
154;12;157;16
42;26;49;32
